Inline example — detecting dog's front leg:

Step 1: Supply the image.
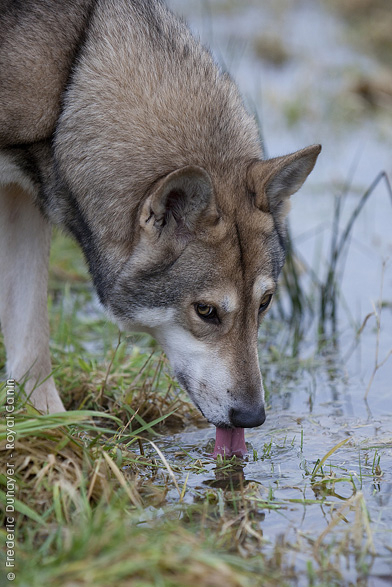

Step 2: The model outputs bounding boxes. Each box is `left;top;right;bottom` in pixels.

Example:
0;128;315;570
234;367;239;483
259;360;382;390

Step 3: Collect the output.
0;184;65;413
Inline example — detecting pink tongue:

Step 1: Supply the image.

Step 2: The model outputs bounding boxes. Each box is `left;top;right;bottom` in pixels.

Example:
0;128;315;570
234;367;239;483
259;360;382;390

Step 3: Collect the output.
212;427;247;458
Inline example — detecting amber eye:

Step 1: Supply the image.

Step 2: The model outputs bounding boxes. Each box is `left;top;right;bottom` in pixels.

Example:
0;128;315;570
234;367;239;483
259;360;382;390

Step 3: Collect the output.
195;303;217;320
259;294;272;313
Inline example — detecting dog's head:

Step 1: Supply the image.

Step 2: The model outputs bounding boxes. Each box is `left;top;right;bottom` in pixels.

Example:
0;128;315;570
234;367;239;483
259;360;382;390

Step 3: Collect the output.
108;145;321;428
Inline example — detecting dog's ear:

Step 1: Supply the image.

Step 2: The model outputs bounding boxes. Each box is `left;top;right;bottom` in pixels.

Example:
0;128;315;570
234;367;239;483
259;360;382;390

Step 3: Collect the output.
140;165;214;242
247;144;321;220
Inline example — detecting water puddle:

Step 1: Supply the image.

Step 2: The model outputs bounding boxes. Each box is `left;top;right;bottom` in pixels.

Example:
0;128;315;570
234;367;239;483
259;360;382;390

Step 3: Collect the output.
157;389;392;580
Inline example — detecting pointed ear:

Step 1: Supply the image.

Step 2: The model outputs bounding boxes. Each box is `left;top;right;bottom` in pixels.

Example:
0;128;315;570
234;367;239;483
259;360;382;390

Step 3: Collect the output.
140;165;215;241
247;144;321;218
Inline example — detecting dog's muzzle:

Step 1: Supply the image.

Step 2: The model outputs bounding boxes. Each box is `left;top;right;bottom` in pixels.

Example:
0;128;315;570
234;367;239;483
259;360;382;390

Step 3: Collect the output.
229;404;266;428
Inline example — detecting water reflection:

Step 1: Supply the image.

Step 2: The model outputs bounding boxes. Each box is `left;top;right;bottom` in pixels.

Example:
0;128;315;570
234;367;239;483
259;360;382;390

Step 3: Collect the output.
203;462;247;491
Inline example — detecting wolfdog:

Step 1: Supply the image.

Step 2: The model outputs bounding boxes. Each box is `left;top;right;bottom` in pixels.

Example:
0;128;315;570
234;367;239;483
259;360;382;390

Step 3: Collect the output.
0;0;320;455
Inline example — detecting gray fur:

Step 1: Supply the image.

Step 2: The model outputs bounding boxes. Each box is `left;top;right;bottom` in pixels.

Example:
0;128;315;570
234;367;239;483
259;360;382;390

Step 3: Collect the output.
0;0;321;425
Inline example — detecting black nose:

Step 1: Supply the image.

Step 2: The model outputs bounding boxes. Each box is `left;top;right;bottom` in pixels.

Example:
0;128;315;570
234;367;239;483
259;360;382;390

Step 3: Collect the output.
229;404;266;428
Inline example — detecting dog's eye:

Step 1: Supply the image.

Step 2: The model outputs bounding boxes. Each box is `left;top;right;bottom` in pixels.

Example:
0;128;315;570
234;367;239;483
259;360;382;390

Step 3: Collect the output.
259;294;272;313
195;303;217;320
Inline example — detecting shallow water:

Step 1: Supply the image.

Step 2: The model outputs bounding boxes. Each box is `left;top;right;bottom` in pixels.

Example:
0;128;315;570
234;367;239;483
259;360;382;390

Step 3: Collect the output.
157;345;392;581
160;0;392;582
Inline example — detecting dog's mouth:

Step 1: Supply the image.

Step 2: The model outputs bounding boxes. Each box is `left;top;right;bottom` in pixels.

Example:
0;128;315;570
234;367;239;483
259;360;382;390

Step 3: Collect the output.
176;371;248;458
212;427;247;458
187;394;248;457
195;404;247;458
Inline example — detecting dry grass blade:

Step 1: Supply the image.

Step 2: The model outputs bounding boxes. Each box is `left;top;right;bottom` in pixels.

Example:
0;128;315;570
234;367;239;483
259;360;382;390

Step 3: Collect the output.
311;437;351;479
98;330;122;401
314;492;376;556
357;311;375;337
148;439;182;499
365;260;392;398
0;428;113;516
101;450;142;507
180;472;190;502
314;495;355;550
